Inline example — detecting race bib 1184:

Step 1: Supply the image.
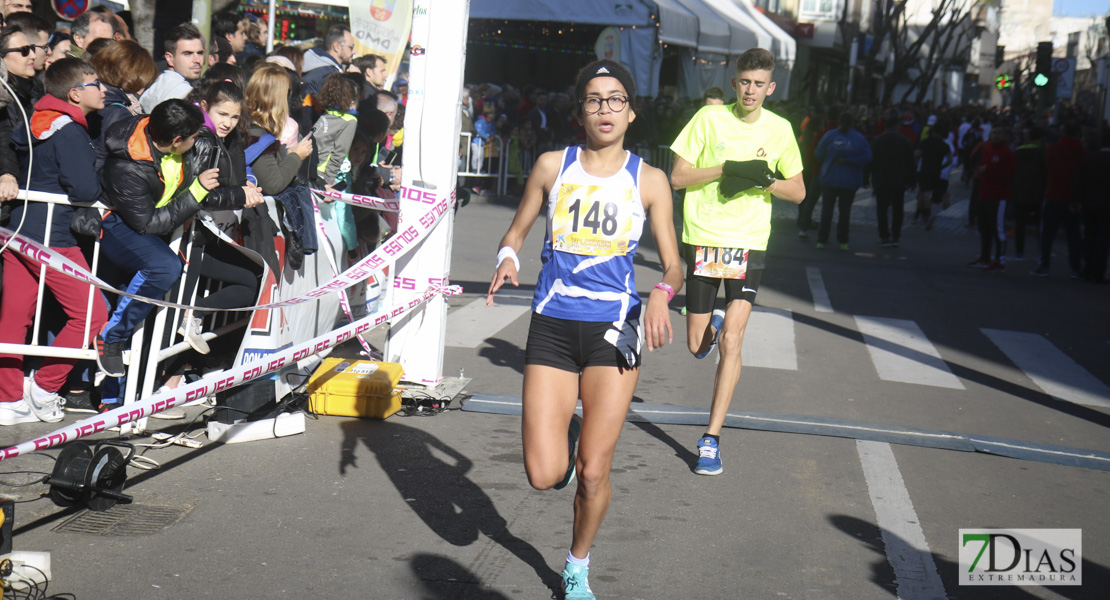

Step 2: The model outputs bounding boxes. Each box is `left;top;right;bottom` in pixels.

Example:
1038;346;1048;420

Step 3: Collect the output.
551;183;633;256
694;246;748;279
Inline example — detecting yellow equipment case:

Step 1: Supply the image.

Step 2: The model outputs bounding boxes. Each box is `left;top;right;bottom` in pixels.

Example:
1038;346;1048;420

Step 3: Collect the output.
306;358;405;419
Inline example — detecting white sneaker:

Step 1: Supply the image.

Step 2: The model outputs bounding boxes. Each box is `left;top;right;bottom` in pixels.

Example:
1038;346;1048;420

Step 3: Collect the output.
0;399;40;425
25;379;64;423
178;311;211;354
149;386;187;419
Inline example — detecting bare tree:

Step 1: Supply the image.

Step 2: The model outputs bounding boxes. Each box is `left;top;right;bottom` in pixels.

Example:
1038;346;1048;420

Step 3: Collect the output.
905;0;975;103
131;0;156;54
877;0;982;104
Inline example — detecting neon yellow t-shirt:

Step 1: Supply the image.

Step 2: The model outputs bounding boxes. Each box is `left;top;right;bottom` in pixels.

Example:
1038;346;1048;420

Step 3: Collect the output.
671;105;803;250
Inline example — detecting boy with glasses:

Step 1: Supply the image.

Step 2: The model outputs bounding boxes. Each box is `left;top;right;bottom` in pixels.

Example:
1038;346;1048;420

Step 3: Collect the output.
0;58;108;424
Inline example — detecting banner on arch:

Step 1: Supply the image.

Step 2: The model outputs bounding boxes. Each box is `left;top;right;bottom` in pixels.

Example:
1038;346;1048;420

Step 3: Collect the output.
350;0;414;90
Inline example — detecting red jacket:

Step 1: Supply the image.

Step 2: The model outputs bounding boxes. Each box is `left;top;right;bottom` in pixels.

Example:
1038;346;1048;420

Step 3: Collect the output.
977;141;1015;201
1045;135;1085;204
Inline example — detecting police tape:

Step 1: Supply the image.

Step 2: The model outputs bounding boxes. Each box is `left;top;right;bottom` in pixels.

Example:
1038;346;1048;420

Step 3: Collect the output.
311;188;400;212
0;282;461;462
310;194;374;357
0;184;454;313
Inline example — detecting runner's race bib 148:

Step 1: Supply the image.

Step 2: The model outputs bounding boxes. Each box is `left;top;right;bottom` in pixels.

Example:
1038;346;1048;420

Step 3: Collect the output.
694;246;748;279
552;183;633;256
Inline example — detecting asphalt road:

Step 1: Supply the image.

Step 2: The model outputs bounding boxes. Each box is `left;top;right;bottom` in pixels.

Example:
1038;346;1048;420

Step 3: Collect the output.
1;173;1108;599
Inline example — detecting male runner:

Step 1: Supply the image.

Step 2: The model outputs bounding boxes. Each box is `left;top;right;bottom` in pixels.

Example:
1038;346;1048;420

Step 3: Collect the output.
670;48;805;475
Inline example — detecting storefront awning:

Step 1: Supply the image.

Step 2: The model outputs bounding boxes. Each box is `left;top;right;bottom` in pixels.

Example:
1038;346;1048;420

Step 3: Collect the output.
653;0;700;48
672;0;742;55
469;0;653;27
732;0;797;63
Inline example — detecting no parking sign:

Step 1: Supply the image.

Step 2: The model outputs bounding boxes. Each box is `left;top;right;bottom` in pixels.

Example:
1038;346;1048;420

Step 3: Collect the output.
52;0;88;20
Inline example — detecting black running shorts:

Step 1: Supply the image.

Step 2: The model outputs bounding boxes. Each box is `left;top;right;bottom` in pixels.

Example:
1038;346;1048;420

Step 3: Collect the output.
525;312;638;372
682;245;765;314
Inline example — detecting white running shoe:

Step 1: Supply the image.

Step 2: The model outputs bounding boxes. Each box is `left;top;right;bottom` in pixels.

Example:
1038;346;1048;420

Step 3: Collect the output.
178;311;211;354
25;378;64;423
0;399;41;425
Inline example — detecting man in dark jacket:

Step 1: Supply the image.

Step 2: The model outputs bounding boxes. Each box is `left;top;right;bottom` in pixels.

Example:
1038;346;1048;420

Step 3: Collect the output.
1034;121;1085;277
1011;126;1047;262
1074;131;1110;283
870;107;915;246
302;23;354;97
95;99;224;382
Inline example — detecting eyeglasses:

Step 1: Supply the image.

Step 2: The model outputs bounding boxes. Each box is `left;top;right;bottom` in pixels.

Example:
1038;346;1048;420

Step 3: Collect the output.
72;80;102;90
582;95;628;115
2;45;33;57
33;44;48;52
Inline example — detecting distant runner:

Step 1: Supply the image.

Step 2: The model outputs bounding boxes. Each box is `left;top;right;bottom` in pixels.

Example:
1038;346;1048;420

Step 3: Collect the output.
669;48;805;475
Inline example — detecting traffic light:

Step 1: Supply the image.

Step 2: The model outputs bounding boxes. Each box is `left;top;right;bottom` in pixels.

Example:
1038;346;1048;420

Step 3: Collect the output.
1033;41;1056;108
995;74;1013;90
1034;41;1053;87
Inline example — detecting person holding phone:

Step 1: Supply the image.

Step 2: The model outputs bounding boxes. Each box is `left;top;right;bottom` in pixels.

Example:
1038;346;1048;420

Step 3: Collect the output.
170;79;265;355
95;99;242;386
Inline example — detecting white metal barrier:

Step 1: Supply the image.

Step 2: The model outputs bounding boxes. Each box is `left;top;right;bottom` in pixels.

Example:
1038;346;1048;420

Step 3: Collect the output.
0;190;249;434
458;131;505;196
0;191;103;361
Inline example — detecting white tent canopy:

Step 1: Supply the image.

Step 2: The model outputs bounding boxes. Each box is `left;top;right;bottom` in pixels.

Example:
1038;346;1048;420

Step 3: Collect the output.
338;0;797;99
654;0;700;47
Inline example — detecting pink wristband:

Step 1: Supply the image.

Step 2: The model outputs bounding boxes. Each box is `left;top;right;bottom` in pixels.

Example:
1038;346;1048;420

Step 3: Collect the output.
654;282;675;302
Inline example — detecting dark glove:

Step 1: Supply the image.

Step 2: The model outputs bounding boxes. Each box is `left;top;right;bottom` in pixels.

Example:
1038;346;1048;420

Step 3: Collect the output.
722;159;774;186
719;177;761;197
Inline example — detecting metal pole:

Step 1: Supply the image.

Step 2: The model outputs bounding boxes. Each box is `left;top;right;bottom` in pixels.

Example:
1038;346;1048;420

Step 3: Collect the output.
385;0;468;387
192;0;213;73
267;0;276;53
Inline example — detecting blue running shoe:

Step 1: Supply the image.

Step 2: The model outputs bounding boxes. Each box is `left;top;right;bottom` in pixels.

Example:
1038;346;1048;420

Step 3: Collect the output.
553;415;581;490
694;436;723;475
561;562;596;600
694;309;725;359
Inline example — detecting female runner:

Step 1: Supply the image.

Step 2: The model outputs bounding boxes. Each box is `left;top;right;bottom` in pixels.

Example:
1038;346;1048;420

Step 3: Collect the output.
486;60;683;600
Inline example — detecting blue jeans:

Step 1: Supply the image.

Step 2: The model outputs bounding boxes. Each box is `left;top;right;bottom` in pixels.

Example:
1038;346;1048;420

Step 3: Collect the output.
99;213;183;344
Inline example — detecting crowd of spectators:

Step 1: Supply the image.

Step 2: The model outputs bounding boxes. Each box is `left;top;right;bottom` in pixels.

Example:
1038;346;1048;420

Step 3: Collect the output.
457;71;1107;280
793;99;1108;279
0;5;406;425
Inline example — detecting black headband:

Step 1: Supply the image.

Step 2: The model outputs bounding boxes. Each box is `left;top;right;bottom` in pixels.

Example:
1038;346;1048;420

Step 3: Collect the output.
576;60;636;106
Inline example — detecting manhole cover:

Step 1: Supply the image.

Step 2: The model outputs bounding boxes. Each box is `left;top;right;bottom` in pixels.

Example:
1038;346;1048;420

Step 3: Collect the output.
52;504;193;536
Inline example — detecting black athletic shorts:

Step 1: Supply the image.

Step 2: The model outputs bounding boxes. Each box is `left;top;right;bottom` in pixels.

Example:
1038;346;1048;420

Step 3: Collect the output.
525;312;638;372
682;244;765;314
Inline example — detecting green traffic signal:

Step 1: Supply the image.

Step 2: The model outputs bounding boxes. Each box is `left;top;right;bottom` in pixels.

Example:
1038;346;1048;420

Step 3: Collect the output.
1034;73;1049;87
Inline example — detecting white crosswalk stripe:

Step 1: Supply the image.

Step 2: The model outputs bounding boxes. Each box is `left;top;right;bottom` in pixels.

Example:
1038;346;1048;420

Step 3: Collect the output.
445;294;531;348
855;316;964;389
716;307;798;370
982;329;1110;408
806;266;834;313
450;295;1108;403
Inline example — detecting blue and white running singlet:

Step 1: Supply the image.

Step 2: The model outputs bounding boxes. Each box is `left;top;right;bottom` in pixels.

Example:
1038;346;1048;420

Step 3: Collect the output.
532;146;646;363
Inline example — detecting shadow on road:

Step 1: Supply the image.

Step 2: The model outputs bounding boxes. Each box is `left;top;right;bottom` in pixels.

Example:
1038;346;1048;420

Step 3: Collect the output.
791;312;1110;432
627;398;699;472
339;420;561;597
829;514;1108;599
477;339;526;375
410;553;514;600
